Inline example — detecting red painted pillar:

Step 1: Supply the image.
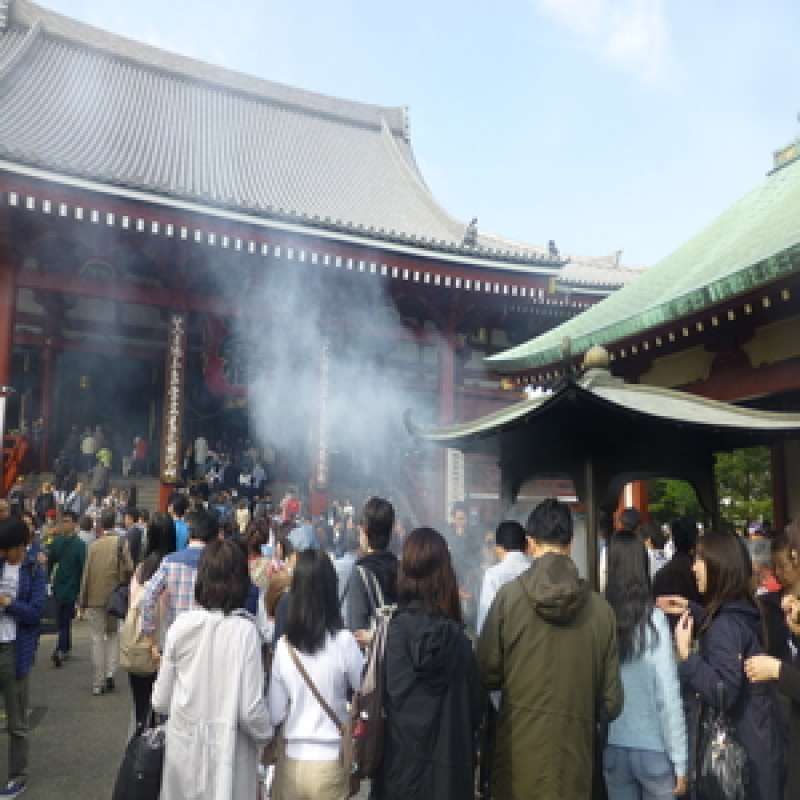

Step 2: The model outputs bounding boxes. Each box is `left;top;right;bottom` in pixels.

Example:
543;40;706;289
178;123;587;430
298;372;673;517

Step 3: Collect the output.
0;249;16;388
439;326;458;522
616;480;650;526
38;338;53;471
438;331;456;426
0;247;17;488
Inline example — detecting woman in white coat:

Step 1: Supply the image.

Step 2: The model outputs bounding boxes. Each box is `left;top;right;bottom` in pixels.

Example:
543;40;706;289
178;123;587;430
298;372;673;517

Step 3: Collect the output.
152;538;272;800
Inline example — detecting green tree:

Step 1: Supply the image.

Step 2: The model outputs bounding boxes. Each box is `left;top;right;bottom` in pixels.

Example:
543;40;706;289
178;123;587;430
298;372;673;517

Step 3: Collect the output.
715;447;772;529
648;479;704;525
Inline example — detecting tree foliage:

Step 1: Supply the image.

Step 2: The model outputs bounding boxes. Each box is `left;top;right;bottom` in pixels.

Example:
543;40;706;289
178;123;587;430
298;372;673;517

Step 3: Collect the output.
648;479;703;525
715;446;772;528
647;447;772;528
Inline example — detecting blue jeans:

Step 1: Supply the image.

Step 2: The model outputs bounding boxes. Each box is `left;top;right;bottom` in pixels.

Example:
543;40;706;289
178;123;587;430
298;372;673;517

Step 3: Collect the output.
604;745;675;800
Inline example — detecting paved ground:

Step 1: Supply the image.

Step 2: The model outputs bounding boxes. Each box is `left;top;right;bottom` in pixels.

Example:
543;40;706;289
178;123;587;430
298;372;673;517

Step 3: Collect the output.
0;620;131;799
0;621;372;799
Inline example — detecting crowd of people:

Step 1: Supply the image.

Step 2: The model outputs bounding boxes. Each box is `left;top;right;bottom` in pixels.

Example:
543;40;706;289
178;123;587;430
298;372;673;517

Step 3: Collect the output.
0;482;796;799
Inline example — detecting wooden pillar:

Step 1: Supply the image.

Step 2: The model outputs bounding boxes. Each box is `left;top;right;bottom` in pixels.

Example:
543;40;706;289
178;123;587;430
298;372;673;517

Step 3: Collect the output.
439;326;458;519
0;241;17;486
584;458;599;591
771;442;788;531
158;312;187;510
0;254;15;388
785;439;800;525
38;340;53;471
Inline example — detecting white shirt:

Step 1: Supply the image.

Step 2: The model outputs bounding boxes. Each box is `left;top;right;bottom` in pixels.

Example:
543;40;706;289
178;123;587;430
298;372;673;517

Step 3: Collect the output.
649;549;669;578
269;630;363;761
194;437;208;465
0;563;21;642
477;550;531;710
476;550;532;635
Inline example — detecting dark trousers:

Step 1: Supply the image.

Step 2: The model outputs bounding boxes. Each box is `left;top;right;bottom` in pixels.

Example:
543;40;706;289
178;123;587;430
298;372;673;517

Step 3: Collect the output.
0;643;28;781
56;601;75;654
128;672;156;732
478;702;497;798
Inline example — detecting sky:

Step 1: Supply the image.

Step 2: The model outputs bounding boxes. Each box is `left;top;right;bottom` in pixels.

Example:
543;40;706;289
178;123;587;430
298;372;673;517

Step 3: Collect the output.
33;0;800;267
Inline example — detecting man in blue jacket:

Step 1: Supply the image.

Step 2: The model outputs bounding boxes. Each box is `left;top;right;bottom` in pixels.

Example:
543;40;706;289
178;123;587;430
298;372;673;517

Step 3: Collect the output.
0;517;47;798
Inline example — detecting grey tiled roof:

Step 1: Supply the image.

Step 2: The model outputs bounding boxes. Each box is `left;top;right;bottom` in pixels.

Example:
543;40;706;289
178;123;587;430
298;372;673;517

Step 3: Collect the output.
0;1;635;284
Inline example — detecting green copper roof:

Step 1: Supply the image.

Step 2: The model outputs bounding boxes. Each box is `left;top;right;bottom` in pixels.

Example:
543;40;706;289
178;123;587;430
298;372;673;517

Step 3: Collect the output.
407;367;800;453
488;155;800;374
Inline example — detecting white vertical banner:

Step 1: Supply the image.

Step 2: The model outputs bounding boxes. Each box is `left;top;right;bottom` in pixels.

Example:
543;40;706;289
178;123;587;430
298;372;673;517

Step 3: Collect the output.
445;447;465;517
315;338;330;490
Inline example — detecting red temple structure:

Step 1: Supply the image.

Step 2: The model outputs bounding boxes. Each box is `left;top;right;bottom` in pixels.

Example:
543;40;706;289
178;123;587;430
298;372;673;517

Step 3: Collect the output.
0;0;636;517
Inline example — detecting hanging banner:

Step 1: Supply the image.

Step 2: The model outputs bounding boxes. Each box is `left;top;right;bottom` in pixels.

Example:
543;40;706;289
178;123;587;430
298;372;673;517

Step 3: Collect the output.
445;447;466;516
160;312;187;484
315;338;330;490
202;315;248;398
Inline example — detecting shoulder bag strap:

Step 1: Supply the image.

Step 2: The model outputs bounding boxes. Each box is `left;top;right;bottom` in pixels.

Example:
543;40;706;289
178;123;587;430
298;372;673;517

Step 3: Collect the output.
356;566;384;613
287;642;344;736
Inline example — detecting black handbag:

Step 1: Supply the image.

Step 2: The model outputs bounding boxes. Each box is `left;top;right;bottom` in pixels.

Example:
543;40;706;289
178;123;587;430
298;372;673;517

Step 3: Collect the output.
695;683;748;800
112;712;165;800
39;591;59;635
106;538;130;620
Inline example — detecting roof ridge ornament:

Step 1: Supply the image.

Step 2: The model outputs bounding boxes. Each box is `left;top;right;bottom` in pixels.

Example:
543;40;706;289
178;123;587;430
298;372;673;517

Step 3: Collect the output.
463;217;478;248
560;337;577;381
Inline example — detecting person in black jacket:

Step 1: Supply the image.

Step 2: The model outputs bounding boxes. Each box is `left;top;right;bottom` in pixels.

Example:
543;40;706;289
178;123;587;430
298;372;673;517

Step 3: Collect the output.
665;531;784;800
653;517;702;617
371;527;483;800
744;520;800;799
347;497;398;646
745;590;800;800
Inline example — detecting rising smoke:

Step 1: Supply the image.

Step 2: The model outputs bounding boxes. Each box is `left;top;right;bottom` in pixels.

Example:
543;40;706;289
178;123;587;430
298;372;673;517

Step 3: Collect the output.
222;246;445;521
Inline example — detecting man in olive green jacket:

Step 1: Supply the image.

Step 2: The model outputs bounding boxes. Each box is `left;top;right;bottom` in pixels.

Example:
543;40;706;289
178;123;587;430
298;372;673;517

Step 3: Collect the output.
477;499;623;800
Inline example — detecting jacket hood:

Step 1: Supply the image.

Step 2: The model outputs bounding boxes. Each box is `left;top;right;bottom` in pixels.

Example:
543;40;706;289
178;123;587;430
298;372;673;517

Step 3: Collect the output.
356;551;398;598
521;553;590;625
399;608;463;693
716;599;762;636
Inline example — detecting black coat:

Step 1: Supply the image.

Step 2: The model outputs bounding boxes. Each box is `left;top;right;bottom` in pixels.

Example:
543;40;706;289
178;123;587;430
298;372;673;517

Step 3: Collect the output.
679;601;785;800
347;551;398;632
371;605;483;800
776;636;800;799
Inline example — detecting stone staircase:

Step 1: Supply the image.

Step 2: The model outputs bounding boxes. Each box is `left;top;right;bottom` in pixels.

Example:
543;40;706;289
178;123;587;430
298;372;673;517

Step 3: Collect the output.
20;473;161;512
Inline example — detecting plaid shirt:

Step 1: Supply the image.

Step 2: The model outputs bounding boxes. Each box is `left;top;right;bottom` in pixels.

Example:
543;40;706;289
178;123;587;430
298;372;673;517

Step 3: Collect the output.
140;544;204;636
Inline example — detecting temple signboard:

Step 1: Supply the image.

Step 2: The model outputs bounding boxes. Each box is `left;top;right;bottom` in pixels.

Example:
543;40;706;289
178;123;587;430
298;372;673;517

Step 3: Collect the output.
160;312;187;484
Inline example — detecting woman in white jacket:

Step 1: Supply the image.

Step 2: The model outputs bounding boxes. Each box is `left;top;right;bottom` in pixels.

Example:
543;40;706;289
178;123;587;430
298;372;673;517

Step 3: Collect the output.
152;538;272;800
269;548;364;800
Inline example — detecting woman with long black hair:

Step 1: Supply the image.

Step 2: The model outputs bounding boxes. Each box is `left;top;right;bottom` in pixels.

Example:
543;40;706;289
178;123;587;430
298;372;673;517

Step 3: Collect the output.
268;549;363;800
603;532;687;798
126;512;176;730
371;527;483;800
663;530;785;800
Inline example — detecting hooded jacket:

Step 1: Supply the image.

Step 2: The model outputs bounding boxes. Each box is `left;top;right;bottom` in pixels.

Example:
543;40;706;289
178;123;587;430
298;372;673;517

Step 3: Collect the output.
477;552;623;800
347;550;398;632
371;604;483;800
679;600;785;800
